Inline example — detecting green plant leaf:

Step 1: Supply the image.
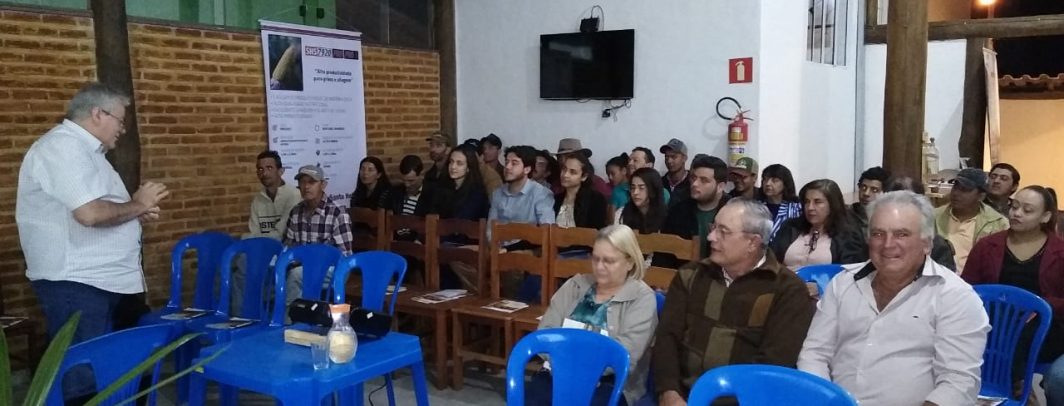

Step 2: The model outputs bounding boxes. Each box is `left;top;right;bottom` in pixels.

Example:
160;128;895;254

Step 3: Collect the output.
82;332;204;406
112;344;230;406
1;327;13;406
23;312;80;406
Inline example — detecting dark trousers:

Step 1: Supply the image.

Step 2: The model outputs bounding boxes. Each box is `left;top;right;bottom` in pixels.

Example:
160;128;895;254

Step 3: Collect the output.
31;279;124;401
524;370;627;406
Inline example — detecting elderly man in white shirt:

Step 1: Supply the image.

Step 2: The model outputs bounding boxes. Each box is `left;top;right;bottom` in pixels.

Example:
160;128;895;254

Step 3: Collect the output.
798;190;989;406
16;83;169;400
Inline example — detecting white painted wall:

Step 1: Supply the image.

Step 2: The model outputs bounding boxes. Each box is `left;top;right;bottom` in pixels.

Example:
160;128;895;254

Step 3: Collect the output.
999;99;1064;194
861;40;968;172
455;0;761;172
455;0;865;194
759;0;860;190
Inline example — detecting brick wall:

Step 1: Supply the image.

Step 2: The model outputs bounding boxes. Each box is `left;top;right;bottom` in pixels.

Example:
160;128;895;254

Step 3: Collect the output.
0;7;441;325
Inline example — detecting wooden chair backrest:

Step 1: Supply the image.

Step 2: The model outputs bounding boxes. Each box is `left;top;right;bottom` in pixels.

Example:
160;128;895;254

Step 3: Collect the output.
434;218;488;292
385;212;438;287
546;225;599;294
350;207;386;251
637;232;699;290
490;222;550;303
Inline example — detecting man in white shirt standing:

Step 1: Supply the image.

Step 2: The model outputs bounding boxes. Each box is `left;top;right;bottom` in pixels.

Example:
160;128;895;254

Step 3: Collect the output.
231;150;301;312
16;83;169;400
798;190;989;406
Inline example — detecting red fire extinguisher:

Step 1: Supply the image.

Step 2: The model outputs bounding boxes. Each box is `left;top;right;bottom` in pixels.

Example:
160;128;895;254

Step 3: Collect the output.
717;97;752;166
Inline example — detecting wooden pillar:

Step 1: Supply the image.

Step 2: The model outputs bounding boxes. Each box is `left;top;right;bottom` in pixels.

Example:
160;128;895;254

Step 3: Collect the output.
882;0;928;179
434;0;457;142
91;0;141;193
959;38;987;168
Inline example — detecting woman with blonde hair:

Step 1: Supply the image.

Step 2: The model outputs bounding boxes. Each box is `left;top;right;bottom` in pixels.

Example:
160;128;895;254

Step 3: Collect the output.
530;224;658;406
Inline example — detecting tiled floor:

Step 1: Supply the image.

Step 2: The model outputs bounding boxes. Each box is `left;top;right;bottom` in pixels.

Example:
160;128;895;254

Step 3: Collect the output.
156;369;506;405
13;366;1050;405
13;364;508;405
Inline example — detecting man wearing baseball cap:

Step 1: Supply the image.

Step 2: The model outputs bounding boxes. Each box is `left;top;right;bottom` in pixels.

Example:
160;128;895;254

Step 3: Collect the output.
660;138;691;206
933;168;1007;271
728;156;762;200
424;131;452;188
282;165;354;304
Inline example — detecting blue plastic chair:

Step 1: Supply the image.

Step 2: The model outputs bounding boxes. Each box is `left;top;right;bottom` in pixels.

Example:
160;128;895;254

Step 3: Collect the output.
188;237;286;344
974;284;1053;406
655;290;666;314
47;324;175;406
215;237;286;320
795;264;844;296
138;231;232;403
687;364;858;406
331;250;408;406
167;231;235;313
332;250;408;312
268;243;344;326
197;244;344;406
506;328;630;406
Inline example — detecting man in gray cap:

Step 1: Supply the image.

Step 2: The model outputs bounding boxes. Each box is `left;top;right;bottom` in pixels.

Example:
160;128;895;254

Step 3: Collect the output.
660;138;690;205
933;168;1007;271
282;165;354;303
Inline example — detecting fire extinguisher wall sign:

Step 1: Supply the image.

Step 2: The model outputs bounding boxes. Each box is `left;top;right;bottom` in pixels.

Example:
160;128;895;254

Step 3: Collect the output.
729;57;753;84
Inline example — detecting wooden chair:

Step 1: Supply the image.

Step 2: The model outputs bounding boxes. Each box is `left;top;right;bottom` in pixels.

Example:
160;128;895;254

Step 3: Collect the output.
434;218;489;294
383;212;437;288
349;207;387;252
512;226;599;344
450;222;550;389
390;216;486;389
637;232;700;290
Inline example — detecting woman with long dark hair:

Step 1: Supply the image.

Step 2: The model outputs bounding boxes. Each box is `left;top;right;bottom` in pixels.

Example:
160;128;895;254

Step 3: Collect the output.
760;164;802;241
964;186;1064;404
350;156;390;209
769;179;867;269
431;146;489;220
554;153;607;229
617;168;667;234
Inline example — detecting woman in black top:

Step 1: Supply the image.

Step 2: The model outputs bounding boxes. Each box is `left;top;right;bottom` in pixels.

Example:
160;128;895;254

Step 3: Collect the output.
431;146;489;220
350;156;390;209
553;153;608;229
769;179;867;268
618;168;667;234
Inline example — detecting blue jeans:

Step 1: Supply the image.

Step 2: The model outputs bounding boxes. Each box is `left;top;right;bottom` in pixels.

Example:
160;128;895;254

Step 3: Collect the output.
1046;355;1064;406
31;280;122;400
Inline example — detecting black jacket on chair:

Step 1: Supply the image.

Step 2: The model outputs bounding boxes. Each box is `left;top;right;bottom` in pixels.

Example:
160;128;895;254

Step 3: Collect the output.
553;186;608;230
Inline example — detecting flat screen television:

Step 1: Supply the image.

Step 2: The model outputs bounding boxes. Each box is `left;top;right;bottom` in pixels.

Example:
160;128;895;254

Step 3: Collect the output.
540;29;634;100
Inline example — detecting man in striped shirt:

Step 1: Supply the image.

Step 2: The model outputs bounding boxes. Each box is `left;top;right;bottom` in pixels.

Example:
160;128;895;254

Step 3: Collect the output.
282;165;354;304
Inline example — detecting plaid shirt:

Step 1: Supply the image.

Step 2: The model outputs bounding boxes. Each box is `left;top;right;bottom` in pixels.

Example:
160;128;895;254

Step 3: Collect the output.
283;197;354;256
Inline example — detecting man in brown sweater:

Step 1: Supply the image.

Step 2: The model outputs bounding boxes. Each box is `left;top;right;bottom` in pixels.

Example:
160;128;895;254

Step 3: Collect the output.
653;198;816;405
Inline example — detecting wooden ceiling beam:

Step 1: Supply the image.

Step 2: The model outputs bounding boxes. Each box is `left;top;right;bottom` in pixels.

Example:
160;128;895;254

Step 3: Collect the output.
866;14;1064;44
